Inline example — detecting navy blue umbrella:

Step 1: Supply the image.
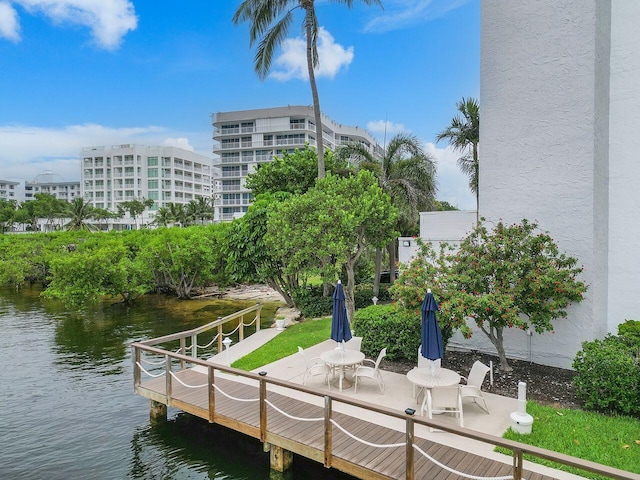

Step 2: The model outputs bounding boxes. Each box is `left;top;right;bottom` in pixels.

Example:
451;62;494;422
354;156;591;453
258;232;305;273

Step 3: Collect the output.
331;280;352;345
421;289;443;361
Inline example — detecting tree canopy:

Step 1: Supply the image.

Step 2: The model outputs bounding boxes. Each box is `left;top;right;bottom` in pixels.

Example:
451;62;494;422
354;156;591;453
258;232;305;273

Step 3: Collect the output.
392;219;587;370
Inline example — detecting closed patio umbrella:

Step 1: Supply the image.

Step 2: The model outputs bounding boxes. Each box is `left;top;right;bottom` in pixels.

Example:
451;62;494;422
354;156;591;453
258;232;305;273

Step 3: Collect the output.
331;280;352;348
421;289;443;372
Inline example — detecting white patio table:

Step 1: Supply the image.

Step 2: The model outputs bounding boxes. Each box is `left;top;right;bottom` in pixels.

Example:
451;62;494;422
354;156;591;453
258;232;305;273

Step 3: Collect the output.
320;348;365;392
406;366;461;404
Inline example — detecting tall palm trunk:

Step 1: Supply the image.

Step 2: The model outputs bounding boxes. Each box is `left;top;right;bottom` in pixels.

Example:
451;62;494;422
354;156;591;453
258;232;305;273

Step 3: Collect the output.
473;143;479;221
387;240;397;285
305;10;325;179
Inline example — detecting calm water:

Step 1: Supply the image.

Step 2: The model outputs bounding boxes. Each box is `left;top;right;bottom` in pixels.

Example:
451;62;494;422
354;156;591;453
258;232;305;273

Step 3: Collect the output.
0;287;351;479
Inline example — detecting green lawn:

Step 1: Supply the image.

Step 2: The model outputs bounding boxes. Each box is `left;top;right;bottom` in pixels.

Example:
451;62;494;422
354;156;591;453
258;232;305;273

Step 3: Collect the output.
232;317;332;371
499;402;640;479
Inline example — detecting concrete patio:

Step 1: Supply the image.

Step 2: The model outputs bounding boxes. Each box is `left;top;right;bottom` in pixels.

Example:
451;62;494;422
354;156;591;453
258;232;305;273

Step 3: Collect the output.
208;329;585;480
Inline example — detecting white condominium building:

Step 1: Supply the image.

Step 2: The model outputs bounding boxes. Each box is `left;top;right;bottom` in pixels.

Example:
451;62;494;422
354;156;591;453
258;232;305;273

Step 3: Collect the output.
0;179;19;201
81;144;215;214
212;106;383;221
24;171;80;202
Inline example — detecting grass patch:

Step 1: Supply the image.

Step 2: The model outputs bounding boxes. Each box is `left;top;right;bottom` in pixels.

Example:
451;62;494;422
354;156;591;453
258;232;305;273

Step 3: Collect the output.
498;402;640;479
232;317;331;371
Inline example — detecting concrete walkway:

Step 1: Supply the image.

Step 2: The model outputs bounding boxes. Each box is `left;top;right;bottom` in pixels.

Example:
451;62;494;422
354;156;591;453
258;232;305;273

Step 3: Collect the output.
208;328;585;480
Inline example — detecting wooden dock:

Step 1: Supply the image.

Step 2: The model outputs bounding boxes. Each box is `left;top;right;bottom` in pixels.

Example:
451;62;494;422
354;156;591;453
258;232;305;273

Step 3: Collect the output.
131;308;638;480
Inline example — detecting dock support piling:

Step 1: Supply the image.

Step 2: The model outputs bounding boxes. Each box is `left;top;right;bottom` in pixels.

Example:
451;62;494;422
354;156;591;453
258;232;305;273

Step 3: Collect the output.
150;400;167;420
269;445;293;473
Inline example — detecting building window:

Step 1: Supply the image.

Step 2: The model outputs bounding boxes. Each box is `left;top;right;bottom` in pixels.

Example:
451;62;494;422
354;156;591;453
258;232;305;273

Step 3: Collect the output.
148;179;159;189
148;168;158;178
148;156;158;166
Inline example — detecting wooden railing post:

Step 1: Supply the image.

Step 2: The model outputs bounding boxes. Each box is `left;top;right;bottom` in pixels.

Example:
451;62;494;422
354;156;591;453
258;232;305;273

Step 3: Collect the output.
191;333;198;359
513;448;523;480
259;374;267;442
165;354;172;404
256;305;261;332
179;337;186;370
208;365;215;423
239;314;244;342
132;345;141;389
406;415;415;480
217;320;223;353
324;395;332;468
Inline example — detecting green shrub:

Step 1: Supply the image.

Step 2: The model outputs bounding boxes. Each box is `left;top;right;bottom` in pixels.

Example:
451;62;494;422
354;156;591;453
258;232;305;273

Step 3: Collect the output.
352;304;453;361
572;336;640;416
293;282;394;319
618;319;640;347
292;285;333;318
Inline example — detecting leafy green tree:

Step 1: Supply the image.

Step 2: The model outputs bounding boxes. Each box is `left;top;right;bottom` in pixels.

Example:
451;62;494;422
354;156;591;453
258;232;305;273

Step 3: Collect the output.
266;171;398;321
436;97;479;214
153;206;173;227
28;193;68;230
225;193;297;306
0;199;17;234
140;226;222;299
336;133;437;293
119;198;154;229
435;200;459;211
65;197;96;231
14;199;40;231
246;147;347;196
232;0;382;179
43;234;152;308
392;219;587;371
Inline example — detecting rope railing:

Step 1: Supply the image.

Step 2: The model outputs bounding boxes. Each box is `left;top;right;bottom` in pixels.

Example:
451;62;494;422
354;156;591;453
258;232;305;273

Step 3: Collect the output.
196;333;220;349
140;356;165;366
242;315;258;327
135;361;166;378
330;419;405;449
265;399;324;422
212;383;260;403
413;444;515;480
222;323;242;337
169;371;208;389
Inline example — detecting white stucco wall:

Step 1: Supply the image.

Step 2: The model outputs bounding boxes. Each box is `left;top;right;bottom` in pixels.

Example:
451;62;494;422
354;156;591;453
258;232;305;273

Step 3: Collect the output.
607;2;640;331
474;0;621;368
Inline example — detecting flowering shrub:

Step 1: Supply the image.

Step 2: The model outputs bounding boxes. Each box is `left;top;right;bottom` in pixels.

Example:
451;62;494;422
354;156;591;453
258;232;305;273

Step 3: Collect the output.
391;219;588;371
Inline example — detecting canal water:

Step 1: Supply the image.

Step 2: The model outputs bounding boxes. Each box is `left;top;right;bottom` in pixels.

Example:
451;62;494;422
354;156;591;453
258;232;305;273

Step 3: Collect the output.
0;287;352;479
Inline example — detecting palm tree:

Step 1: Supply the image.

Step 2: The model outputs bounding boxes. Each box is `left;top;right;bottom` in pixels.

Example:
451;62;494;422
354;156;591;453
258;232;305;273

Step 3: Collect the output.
336;133;437;293
435;97;479;216
65;197;96;231
232;0;382;180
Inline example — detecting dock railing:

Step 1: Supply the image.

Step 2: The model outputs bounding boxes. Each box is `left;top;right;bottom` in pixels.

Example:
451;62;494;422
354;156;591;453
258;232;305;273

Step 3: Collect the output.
136;304;261;369
131;341;639;480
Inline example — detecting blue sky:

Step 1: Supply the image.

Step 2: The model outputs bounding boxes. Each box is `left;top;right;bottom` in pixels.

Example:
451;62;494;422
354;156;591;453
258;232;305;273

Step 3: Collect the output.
0;0;479;209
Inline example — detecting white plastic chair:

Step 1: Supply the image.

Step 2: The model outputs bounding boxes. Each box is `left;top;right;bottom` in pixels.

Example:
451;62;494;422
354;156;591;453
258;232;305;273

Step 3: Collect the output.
353;347;386;394
344;336;363;373
460;360;491;413
297;346;330;390
422;386;464;431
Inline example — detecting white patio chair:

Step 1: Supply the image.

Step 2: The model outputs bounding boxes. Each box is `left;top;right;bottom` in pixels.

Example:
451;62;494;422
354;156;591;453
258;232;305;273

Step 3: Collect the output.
460;360;491;413
344;336;363;374
298;346;330;390
422;385;464;431
353;347;386;394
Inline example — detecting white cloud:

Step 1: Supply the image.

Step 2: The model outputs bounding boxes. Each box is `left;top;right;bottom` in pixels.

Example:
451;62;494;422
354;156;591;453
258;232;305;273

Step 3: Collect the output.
0;2;20;42
0;123;210;183
271;27;354;81
424;142;475;210
7;0;137;49
161;137;194;152
363;0;469;33
366;119;407;136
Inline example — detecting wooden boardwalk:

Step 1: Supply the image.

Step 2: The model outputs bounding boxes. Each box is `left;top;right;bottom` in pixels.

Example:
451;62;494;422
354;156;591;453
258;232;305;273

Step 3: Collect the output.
136;367;556;480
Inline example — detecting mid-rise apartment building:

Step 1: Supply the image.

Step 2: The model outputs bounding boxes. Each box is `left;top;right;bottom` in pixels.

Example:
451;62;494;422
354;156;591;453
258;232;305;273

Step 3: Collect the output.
0;179;19;201
81;144;215;217
212;106;383;221
24;172;80;202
